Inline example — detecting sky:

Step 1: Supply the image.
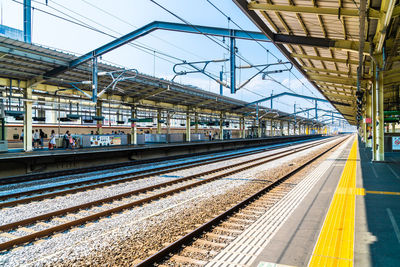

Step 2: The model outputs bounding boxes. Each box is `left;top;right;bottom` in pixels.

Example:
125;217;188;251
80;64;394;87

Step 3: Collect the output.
0;0;343;121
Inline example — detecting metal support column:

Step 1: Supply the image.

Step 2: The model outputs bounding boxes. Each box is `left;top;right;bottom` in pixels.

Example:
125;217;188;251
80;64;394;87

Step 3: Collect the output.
366;88;372;147
287;121;290;135
392;123;396;133
239;118;243;138
157;109;162;134
219;70;223;96
186;112;191;142
230;33;236;94
96;101;103;134
23;86;33;151
219;113;224;140
377;62;385;161
166;112;171;135
195;112;199;134
372;60;377;160
280;120;283;135
23;0;32;43
242;117;246;138
131;107;137;145
92;56;98;102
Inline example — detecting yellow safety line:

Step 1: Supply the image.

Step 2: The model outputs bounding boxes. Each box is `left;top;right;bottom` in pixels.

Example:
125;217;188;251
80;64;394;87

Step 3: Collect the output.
309;138;358;267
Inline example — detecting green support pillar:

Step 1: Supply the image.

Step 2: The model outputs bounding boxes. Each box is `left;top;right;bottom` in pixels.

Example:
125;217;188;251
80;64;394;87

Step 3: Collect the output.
372;61;377;161
131;107;137;145
280;120;283;135
186;112;191;142
366;88;372;147
392;123;396;133
257;119;262;138
377;62;385;161
23;87;33;152
157;109;162;134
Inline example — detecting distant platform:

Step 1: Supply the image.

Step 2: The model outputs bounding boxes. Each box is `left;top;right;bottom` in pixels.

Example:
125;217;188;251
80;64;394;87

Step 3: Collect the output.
0;135;322;178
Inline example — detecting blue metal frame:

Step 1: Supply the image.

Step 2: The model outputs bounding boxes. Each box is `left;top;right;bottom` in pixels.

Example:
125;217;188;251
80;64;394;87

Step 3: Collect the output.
70;21;269;69
172;59;228;87
23;0;32;43
244;92;329;107
230;33;236;94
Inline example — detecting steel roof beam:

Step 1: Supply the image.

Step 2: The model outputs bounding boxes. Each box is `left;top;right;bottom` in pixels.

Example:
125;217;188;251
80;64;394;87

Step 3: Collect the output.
308;73;368;87
304;66;357;76
291;53;360;65
242;92;327;108
247;2;381;19
275;35;370;54
41;20;370;82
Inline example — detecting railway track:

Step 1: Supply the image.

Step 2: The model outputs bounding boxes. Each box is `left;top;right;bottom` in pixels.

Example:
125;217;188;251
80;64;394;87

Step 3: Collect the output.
0;136;321;185
136;136;348;266
0;137;329;208
0;137;334;251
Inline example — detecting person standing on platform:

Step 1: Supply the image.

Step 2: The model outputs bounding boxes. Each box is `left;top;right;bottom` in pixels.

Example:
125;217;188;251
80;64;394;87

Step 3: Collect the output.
49;130;56;150
63;131;70;149
33;129;40;149
39;129;45;149
209;131;212;141
68;133;74;149
20;129;24;142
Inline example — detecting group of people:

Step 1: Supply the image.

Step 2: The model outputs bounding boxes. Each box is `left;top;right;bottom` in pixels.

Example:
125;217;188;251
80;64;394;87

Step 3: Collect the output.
19;129;58;150
63;131;76;149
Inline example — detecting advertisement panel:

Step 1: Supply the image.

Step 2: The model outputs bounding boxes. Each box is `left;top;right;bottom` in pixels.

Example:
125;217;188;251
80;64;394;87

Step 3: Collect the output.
393;137;400;150
90;135;122;147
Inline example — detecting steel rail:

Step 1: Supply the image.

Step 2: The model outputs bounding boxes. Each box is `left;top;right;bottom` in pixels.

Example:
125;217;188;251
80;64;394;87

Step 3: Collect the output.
0;138;327;207
136;136;349;266
0;139;333;251
0;138;329;236
1;136;320;186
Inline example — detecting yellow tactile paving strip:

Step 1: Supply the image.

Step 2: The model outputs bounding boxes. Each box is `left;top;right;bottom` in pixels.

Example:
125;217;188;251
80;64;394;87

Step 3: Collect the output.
309;138;358;267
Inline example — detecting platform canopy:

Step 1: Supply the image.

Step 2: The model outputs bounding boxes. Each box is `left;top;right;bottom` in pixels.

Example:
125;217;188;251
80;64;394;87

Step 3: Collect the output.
235;0;400;125
0;36;320;125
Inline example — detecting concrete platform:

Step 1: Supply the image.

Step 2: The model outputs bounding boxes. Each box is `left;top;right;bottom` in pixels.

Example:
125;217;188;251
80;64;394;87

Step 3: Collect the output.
208;135;400;267
0;135;321;178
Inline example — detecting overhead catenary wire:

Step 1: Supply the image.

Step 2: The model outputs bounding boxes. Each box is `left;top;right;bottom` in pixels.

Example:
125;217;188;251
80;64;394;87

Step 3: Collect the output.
78;0;208;62
205;0;335;111
149;0;318;112
28;0;184;65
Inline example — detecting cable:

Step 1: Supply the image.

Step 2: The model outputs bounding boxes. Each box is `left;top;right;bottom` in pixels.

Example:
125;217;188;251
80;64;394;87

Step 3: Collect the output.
29;0;183;65
79;0;207;61
204;0;330;108
205;0;341;113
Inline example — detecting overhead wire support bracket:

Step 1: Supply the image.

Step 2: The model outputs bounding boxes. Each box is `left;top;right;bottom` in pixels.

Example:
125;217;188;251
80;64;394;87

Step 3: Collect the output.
261;62;293;80
172;59;229;88
97;68;138;98
236;61;292;91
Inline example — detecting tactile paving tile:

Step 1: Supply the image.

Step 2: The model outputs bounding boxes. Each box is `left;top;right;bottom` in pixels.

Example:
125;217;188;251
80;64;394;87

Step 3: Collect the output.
205;139;350;267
